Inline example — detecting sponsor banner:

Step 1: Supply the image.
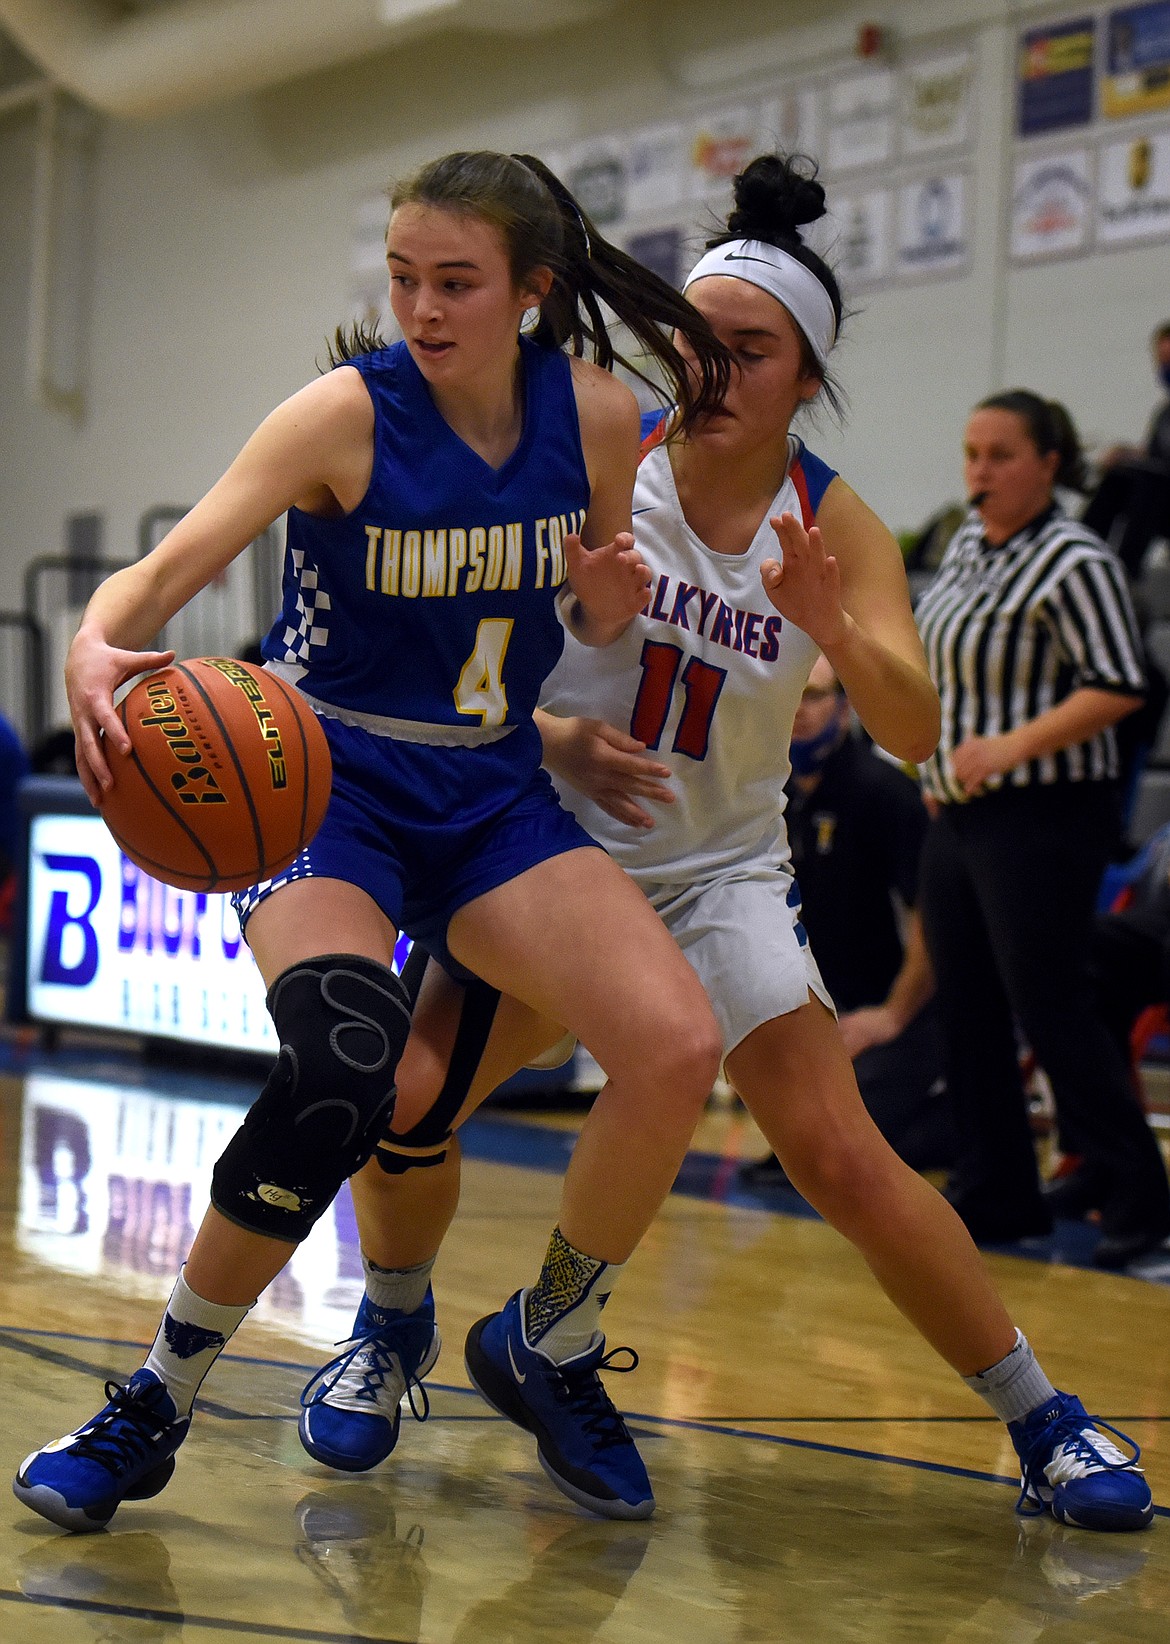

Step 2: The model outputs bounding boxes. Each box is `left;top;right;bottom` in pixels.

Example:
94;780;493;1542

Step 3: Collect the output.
625;122;687;216
1018;16;1097;136
760;85;820;159
688;106;760;199
563;137;628;225
826;67;896;172
895;173;969;278
901;48;977;157
1097;128;1170;241
349;192;393;334
826;187;893;289
625;224;687;289
1011;148;1094;259
1104;2;1170;118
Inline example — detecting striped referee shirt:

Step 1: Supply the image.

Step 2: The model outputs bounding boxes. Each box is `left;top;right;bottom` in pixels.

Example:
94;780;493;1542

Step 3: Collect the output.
915;503;1145;804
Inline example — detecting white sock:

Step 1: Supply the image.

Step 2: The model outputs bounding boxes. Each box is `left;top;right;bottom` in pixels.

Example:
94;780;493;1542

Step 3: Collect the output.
143;1269;253;1417
362;1253;434;1319
963;1330;1058;1425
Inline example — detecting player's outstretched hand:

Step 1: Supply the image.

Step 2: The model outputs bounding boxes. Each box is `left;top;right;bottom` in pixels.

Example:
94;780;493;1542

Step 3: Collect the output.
564;531;653;646
761;512;847;651
541;713;675;829
66;626;175;804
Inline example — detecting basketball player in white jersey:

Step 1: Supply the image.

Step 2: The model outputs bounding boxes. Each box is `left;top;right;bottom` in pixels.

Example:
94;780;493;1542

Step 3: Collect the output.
298;155;1153;1534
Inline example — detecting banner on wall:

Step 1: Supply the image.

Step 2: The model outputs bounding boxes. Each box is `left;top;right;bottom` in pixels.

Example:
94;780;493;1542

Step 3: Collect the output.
349;193;392;333
826;67;896;172
1010;149;1094;259
901;49;977;156
896;173;969;277
625;225;687;289
564;138;628;225
1097;128;1170;241
826;187;892;288
760;86;820;158
1103;2;1170;117
688;106;759;198
625;123;687;216
1017;16;1097;136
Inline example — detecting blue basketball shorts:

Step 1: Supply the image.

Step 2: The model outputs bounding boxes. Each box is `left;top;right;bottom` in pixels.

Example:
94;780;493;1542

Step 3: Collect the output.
231;714;597;978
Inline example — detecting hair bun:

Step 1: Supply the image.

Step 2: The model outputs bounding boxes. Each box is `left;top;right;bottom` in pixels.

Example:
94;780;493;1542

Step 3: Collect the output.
726;154;826;243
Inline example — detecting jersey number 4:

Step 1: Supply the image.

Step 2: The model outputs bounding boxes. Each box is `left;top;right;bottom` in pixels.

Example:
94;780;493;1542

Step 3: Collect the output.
454;618;513;727
630;638;726;759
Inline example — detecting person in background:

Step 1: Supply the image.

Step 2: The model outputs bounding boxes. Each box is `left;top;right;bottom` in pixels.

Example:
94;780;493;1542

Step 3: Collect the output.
915;389;1170;1269
1045;829;1170;1249
741;653;951;1187
1081;320;1170;575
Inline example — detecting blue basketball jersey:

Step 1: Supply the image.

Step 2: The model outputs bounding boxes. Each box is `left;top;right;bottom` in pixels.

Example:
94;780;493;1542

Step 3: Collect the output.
262;337;590;735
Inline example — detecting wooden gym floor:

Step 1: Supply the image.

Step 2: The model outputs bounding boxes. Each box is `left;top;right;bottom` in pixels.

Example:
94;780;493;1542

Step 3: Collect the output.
0;1042;1167;1643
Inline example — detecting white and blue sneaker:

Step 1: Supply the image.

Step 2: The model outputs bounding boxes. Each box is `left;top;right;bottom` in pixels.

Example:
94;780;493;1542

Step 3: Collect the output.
464;1290;654;1521
13;1369;190;1533
1010;1392;1154;1532
299;1289;441;1472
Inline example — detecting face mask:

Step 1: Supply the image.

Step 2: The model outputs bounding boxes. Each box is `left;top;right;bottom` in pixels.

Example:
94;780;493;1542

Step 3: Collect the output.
789;715;844;776
1159;363;1170;394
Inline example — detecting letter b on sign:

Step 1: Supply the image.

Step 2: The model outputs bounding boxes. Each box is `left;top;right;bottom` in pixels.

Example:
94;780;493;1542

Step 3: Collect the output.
40;853;102;987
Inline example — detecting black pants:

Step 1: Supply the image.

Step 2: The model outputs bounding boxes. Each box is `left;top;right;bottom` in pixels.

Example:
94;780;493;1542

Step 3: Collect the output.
919;783;1170;1237
854;1003;954;1171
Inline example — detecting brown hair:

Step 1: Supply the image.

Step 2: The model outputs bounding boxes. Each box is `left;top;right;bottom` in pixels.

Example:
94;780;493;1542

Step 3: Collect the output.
331;150;730;432
976;389;1088;491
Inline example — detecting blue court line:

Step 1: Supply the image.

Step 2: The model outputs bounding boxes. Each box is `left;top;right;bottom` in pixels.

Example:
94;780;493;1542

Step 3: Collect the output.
2;1324;1165;1517
0;1589;400;1643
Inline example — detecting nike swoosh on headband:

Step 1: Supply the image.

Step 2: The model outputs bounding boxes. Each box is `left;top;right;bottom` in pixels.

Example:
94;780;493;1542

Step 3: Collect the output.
720;252;792;267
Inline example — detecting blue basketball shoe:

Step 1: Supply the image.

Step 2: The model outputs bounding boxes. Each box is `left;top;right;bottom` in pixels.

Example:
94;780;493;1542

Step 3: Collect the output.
13;1369;189;1533
464;1290;654;1521
299;1288;441;1472
1009;1392;1154;1532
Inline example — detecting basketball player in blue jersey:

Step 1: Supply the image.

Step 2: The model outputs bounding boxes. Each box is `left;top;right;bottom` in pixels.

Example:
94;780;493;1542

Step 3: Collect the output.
299;155;1154;1534
13;151;735;1533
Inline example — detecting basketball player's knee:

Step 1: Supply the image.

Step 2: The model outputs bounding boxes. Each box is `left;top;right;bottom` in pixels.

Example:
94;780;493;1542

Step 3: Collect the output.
791;1131;897;1222
211;954;412;1241
644;1010;722;1111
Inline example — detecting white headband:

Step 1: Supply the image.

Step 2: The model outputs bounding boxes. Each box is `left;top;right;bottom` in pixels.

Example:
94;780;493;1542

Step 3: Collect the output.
684;238;837;367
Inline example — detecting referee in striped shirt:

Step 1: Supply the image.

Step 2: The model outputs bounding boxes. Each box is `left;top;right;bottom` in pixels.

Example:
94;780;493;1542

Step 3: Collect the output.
916;389;1170;1267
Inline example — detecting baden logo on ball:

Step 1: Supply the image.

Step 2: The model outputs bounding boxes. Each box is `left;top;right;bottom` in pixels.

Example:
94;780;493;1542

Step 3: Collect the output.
99;657;331;895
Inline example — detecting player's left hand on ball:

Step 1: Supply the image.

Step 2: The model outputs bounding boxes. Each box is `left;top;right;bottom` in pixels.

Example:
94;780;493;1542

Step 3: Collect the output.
565;531;653;641
761;513;847;650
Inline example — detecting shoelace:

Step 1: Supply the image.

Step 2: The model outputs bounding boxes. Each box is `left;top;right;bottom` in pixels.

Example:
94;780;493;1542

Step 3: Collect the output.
546;1347;640;1452
1016;1411;1142;1517
301;1320;434;1424
70;1380;176;1476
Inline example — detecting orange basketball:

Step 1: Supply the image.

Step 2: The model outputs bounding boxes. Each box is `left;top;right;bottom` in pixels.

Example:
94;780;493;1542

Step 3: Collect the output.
99;658;331;894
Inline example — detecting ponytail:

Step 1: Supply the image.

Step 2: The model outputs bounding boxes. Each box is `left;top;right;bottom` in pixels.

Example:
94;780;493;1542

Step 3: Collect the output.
329;150;730;431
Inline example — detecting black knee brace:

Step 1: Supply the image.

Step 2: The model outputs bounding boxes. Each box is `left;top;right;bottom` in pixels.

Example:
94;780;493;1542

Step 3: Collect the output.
373;972;500;1175
212;954;412;1240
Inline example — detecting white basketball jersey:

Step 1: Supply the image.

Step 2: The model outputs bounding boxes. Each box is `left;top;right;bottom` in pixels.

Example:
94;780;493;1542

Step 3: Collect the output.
541;436;836;883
